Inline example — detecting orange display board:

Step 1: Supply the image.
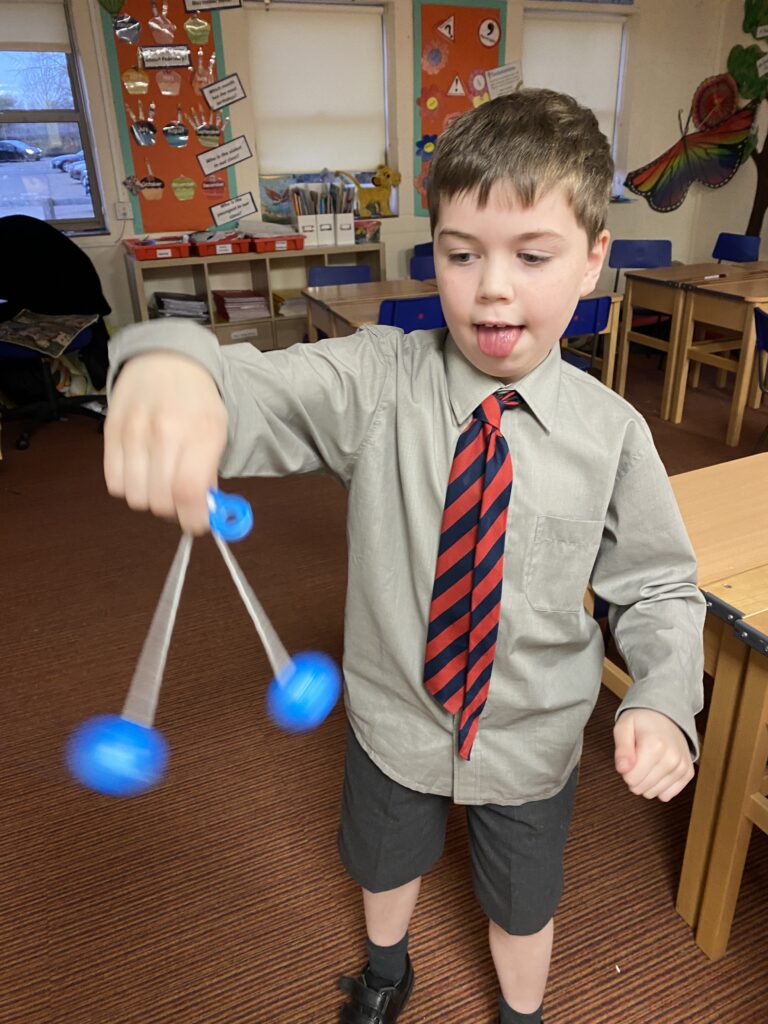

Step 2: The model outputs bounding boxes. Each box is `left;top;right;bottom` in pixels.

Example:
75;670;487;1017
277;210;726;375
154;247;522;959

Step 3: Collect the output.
413;0;506;216
102;0;236;233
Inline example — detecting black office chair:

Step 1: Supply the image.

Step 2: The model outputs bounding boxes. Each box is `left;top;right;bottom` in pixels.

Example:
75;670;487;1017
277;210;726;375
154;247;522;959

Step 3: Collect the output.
0;215;111;450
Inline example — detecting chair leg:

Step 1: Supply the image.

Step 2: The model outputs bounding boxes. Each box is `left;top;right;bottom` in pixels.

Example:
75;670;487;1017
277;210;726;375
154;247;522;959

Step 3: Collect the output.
716;369;728;389
614;283;633;397
690;362;702;389
753;421;768;454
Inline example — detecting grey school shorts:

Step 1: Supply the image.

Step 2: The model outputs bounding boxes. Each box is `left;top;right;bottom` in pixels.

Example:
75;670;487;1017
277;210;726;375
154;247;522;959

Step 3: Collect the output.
337;726;578;936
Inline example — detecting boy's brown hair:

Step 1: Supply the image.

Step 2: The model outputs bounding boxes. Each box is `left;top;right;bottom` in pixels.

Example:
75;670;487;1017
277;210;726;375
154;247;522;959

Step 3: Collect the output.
427;88;614;246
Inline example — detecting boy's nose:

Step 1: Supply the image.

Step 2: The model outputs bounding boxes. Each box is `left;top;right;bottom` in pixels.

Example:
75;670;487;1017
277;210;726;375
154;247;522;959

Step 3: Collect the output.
478;261;514;302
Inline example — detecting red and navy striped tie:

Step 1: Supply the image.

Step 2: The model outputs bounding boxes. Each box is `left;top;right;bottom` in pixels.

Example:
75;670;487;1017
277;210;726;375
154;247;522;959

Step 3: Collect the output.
424;391;522;759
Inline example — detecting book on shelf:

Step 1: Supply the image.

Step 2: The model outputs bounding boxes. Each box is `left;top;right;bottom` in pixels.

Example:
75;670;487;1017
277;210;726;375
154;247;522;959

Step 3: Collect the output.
273;288;307;318
212;290;270;322
150;292;209;323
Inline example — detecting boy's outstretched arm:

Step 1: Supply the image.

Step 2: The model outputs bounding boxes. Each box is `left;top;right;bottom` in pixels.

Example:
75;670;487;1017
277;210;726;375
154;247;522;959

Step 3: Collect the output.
613;707;694;802
104;350;228;535
589;420;705;796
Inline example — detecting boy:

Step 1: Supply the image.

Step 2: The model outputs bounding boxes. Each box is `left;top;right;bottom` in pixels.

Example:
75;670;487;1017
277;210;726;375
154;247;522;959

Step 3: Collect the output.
104;90;704;1024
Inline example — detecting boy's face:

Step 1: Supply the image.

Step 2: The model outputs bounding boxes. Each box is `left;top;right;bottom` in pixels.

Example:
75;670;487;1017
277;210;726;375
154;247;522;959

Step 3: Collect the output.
433;183;609;383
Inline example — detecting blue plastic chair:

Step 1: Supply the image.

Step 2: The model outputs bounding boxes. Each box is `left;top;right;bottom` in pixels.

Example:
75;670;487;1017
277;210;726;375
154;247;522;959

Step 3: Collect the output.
413;241;433;257
609;238;674;353
307;264;372;287
608;239;673;292
560;295;611;373
712;232;761;263
409;254;435;280
378;294;446;332
752;307;768;453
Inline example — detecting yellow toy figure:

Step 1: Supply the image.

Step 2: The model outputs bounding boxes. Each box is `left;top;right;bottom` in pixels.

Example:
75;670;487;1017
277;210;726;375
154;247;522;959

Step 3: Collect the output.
338;165;402;217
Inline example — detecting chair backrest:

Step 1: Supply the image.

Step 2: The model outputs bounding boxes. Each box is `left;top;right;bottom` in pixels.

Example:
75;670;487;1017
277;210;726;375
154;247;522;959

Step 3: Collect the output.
413;241;433;257
712;232;761;263
307;264;372;287
608;239;672;291
0;213;111;387
378;294;446;332
409;254;435;280
562;296;611;338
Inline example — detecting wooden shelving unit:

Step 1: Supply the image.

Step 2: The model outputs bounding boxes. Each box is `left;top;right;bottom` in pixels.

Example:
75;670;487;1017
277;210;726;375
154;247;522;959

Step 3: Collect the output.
123;241;385;350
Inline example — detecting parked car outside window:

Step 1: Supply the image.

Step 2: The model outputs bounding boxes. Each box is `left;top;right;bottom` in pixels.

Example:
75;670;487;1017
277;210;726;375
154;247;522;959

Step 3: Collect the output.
0;139;42;161
52;148;84;171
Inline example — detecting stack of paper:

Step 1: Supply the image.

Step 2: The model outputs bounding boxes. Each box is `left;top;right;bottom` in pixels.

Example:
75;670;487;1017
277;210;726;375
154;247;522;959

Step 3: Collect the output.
212;290;270;322
151;292;209;323
278;297;307;317
275;293;307;318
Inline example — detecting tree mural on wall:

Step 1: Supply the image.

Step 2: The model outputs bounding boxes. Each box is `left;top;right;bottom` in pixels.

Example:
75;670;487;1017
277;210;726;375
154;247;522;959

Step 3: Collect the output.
728;0;768;234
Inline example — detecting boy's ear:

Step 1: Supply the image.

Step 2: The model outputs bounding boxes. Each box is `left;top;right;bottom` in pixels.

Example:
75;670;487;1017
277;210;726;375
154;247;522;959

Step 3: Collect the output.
580;229;610;296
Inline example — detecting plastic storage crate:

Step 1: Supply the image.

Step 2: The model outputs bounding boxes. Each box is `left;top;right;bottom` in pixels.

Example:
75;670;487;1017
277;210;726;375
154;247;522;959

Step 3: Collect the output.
191;238;252;257
123;236;192;260
250;235;305;253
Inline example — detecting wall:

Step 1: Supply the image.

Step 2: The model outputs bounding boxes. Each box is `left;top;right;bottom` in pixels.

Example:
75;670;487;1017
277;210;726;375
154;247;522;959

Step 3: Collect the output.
67;0;750;328
689;0;767;260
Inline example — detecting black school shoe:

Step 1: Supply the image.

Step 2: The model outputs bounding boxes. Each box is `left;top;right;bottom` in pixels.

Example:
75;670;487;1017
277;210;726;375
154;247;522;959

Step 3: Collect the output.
491;1018;545;1023
338;955;414;1023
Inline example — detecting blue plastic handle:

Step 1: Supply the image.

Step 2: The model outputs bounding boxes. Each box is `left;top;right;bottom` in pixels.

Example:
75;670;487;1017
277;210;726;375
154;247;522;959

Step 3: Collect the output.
208;488;254;541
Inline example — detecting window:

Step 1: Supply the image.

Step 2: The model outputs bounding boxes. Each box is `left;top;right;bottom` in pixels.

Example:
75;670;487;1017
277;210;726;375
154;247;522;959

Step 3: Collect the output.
247;3;387;175
522;12;626;160
0;0;104;232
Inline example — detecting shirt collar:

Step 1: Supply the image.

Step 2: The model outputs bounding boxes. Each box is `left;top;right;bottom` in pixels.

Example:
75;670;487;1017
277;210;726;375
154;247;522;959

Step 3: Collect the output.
444;333;561;433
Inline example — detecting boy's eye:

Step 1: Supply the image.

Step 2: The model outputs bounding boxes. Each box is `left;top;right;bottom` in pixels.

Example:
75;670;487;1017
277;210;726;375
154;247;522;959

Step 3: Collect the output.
448;251;475;264
519;252;550;265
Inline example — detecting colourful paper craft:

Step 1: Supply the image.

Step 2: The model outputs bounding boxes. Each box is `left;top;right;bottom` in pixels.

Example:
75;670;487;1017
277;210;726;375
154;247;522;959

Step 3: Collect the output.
625;75;756;213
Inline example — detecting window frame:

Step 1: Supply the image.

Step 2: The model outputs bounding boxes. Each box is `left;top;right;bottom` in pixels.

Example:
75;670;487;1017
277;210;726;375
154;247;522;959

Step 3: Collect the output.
0;0;105;234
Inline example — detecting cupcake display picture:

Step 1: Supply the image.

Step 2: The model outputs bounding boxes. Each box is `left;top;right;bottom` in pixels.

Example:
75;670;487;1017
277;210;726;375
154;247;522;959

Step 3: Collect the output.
140;160;165;201
110;0;235;230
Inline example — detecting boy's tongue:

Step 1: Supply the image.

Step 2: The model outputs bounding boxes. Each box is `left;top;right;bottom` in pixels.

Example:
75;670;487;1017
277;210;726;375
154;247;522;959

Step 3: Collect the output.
477;324;522;357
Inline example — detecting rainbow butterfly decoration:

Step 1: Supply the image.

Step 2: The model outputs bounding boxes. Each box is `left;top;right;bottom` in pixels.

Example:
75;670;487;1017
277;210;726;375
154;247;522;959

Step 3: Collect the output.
624;74;757;213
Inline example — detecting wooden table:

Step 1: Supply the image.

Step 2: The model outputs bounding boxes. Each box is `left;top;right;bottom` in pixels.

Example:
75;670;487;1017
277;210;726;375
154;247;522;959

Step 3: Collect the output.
303;279;438;342
600;454;768;946
614;262;768;420
669;275;768;447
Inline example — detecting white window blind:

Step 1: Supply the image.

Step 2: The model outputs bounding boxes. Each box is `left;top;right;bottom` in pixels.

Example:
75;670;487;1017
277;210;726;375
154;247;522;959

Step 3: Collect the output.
247;5;386;174
522;14;625;151
0;0;70;50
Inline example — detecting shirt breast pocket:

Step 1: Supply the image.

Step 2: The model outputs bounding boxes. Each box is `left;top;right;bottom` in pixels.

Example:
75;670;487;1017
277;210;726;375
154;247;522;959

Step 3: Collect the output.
524;515;605;613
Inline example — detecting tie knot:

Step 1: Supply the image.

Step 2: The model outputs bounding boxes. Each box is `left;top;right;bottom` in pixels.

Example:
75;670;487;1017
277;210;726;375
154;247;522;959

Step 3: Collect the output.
474;390;521;429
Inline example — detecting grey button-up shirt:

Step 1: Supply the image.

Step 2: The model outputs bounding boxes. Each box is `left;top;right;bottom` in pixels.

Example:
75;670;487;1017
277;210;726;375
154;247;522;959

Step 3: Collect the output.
109;322;705;805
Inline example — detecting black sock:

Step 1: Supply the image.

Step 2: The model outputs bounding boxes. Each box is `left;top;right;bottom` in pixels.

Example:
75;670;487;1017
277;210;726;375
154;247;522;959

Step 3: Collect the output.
363;931;409;990
498;993;543;1024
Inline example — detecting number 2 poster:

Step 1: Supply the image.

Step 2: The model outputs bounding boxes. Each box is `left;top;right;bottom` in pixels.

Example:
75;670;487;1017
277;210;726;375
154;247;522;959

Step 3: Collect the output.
413;0;506;216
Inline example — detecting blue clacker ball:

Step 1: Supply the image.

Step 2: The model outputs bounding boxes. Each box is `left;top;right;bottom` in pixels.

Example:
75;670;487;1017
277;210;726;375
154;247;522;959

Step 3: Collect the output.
267;651;342;732
65;714;169;798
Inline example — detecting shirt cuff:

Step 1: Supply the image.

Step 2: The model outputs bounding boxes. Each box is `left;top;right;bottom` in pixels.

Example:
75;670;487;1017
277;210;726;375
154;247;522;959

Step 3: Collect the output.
107;319;224;399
